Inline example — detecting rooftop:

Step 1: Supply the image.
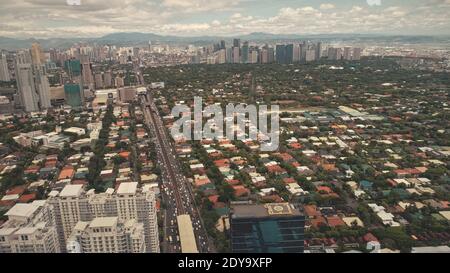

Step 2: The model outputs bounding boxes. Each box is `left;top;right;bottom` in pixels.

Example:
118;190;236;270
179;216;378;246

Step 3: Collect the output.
89;217;118;228
116;182;138;195
59;184;84;197
5;201;44;218
231;203;302;219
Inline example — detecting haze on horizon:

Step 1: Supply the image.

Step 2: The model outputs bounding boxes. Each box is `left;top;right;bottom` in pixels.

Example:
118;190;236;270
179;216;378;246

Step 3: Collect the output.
1;0;450;39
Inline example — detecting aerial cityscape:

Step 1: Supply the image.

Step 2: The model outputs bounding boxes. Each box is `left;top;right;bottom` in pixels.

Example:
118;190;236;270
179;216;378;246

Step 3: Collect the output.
0;0;449;258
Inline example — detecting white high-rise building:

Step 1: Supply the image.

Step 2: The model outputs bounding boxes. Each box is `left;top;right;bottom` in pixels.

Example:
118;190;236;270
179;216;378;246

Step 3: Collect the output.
16;61;39;112
0;54;10;82
249;50;259;64
47;182;159;253
34;65;52;109
15;51;52;112
344;47;352;60
66;217;146;253
305;49;316;62
353;48;362;61
0;201;60;253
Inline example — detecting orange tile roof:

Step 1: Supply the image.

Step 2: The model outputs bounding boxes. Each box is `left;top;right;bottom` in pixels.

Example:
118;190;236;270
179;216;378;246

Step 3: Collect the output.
58;166;75;180
233;185;250;197
119;151;131;159
304;205;321;218
7;186;26;195
326;216;346;227
208;195;220;204
19;193;37;203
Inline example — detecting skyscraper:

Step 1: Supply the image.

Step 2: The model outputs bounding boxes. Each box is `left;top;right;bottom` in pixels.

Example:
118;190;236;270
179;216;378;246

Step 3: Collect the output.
285;44;294;64
66;217;146;253
293;44;301;63
34;65;52;109
47;183;159;253
276;45;287;64
64;83;83;108
242;42;249;64
0;182;159;253
0;201;61;253
248;49;258;64
267;47;275;63
230;203;305;253
80;55;94;89
15;52;39;112
315;42;323;60
31;43;45;65
233;38;241;48
232;46;240;64
344;47;352;60
0;53;10;82
353;48;362;60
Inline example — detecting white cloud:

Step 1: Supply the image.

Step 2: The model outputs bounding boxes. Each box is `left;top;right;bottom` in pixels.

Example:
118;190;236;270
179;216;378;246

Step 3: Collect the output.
0;0;449;38
320;3;335;10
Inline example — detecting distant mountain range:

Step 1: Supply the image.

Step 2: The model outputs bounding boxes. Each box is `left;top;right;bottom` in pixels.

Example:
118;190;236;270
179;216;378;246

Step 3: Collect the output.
1;32;449;50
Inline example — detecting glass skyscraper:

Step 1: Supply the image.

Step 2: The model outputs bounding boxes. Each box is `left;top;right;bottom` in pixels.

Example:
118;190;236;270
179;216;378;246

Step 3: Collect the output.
230;203;305;253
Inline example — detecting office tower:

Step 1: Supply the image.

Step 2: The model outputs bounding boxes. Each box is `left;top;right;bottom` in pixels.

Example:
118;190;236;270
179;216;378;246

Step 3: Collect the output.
226;48;233;63
353;48;362;60
232;47;240;64
34;65;52;109
336;48;343;60
94;73;104;89
276;45;287;64
233;38;241;48
315;42;322;60
305;49;316;62
31;43;45;65
217;49;226;64
328;47;343;60
80;55;94;88
285;44;294;64
248;49;258;64
230;203;305;253
65;59;82;79
16;60;39;112
119;87;137;102
64;83;83;108
344;47;352;60
47;182;159;253
15;50;52;112
242;42;249;64
66;217;146;253
104;71;112;88
0;201;61;253
267;47;275;63
0;53;10;82
299;42;307;62
293;44;300;63
260;48;268;64
220;40;226;50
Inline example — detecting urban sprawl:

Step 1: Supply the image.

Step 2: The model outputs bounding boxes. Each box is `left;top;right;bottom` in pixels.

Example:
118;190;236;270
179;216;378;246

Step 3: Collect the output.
0;37;449;254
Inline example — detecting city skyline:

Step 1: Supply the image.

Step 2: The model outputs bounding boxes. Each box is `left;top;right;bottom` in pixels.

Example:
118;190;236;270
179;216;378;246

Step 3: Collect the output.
1;0;450;39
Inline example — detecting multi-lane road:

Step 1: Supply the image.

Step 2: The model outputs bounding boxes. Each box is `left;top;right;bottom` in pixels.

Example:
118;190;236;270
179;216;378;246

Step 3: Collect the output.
140;91;214;253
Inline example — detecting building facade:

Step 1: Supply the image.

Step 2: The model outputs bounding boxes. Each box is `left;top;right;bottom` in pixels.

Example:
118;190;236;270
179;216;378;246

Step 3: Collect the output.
230;203;305;253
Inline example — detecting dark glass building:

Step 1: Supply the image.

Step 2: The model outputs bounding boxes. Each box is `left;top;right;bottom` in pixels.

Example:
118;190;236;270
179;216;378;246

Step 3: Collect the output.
230;203;305;253
285;44;294;64
276;45;286;64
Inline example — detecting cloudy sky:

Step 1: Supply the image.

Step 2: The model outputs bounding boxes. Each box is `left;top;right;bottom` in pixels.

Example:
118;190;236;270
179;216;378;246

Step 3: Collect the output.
1;0;450;38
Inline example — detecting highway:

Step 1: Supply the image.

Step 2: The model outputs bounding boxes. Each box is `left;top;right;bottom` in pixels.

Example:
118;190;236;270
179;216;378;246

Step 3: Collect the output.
140;91;214;253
